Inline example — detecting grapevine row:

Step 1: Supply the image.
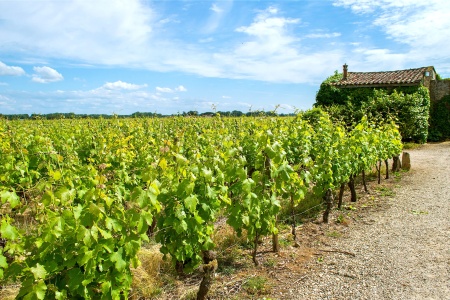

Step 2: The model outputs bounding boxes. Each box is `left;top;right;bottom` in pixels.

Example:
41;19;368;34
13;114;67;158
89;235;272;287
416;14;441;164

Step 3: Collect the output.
0;111;402;299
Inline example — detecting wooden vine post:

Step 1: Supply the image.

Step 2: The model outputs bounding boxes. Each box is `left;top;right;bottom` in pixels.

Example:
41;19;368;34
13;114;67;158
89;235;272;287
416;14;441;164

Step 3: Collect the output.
385;159;389;179
376;160;382;184
361;170;369;193
338;183;345;209
290;193;298;244
348;174;357;202
323;188;333;223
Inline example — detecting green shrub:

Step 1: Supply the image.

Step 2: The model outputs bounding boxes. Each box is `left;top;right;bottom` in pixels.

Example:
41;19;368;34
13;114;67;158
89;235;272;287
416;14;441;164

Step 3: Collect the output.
428;95;450;141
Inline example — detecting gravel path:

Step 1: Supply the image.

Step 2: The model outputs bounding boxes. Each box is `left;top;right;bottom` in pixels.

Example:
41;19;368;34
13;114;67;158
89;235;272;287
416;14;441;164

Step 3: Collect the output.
293;142;450;299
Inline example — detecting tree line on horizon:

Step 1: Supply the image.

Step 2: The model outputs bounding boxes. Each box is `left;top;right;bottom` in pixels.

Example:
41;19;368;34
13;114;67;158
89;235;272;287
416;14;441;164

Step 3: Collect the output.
0;110;297;120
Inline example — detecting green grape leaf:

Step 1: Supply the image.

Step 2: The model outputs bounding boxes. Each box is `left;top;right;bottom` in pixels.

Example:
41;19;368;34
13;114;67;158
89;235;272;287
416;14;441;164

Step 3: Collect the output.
131;187;147;208
41;190;54;206
32;280;47;300
1;220;19;241
55;290;67;300
73;204;83;220
110;248;126;272
183;195;198;213
30;263;47;280
0;253;7;268
0;190;20;208
66;268;83;291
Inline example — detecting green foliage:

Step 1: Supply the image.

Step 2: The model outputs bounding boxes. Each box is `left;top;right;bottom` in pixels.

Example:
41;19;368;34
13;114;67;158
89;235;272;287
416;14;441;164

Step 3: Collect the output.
315;72;430;143
369;87;429;143
428;95;450;141
315;71;345;106
0;113;404;297
0;119;161;299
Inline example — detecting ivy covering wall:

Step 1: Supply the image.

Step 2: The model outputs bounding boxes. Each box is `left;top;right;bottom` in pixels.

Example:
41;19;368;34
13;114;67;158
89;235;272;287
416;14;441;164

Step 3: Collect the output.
428;95;450;141
315;72;431;143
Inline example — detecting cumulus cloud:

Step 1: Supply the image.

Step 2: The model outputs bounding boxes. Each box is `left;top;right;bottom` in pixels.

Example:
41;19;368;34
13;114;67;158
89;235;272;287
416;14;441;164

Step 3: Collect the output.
334;0;450;72
209;6;343;83
0;2;342;84
0;61;26;76
32;66;63;83
0;0;154;66
102;80;147;90
234;6;300;56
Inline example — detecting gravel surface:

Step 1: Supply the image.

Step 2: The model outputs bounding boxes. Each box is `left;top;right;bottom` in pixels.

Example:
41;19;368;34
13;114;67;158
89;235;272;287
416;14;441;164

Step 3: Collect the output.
290;142;450;300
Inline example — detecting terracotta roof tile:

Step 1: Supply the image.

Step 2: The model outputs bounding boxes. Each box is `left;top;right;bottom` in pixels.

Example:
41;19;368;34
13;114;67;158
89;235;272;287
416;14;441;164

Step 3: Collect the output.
332;67;428;87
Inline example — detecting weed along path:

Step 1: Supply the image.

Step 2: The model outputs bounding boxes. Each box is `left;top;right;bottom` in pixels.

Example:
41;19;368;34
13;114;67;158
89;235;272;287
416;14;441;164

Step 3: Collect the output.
289;142;450;300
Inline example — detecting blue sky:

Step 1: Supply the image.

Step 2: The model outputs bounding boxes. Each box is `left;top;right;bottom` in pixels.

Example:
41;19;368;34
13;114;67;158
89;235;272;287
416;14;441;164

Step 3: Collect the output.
1;0;449;115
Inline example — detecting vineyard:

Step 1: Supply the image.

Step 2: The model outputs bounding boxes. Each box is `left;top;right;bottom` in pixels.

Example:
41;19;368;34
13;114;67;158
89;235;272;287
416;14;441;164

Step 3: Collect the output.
0;111;402;299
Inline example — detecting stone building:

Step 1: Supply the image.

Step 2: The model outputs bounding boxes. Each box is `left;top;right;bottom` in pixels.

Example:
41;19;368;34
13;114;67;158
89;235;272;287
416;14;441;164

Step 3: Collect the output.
331;64;449;102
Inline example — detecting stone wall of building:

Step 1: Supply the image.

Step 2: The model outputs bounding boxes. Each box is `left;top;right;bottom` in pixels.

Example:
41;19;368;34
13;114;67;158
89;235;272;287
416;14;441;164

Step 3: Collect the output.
429;80;450;102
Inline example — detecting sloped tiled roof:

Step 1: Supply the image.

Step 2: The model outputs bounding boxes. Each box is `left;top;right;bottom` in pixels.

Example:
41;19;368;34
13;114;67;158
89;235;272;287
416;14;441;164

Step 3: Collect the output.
332;67;429;87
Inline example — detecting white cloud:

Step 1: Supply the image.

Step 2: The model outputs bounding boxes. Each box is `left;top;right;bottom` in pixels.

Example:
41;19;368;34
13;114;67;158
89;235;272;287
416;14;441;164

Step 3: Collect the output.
102;80;147;90
333;0;424;14
156;85;187;93
0;84;176;115
156;87;174;93
0;0;154;65
0;2;342;84
235;6;300;57
210;3;223;13
203;0;233;33
0;61;26;76
305;32;341;39
32;66;63;83
333;0;380;13
209;6;343;83
175;85;187;92
2;0;449;84
334;0;450;72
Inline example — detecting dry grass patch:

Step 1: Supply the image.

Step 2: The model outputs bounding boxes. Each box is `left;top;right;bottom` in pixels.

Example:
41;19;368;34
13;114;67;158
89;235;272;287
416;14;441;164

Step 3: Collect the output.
130;244;169;299
0;285;19;300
